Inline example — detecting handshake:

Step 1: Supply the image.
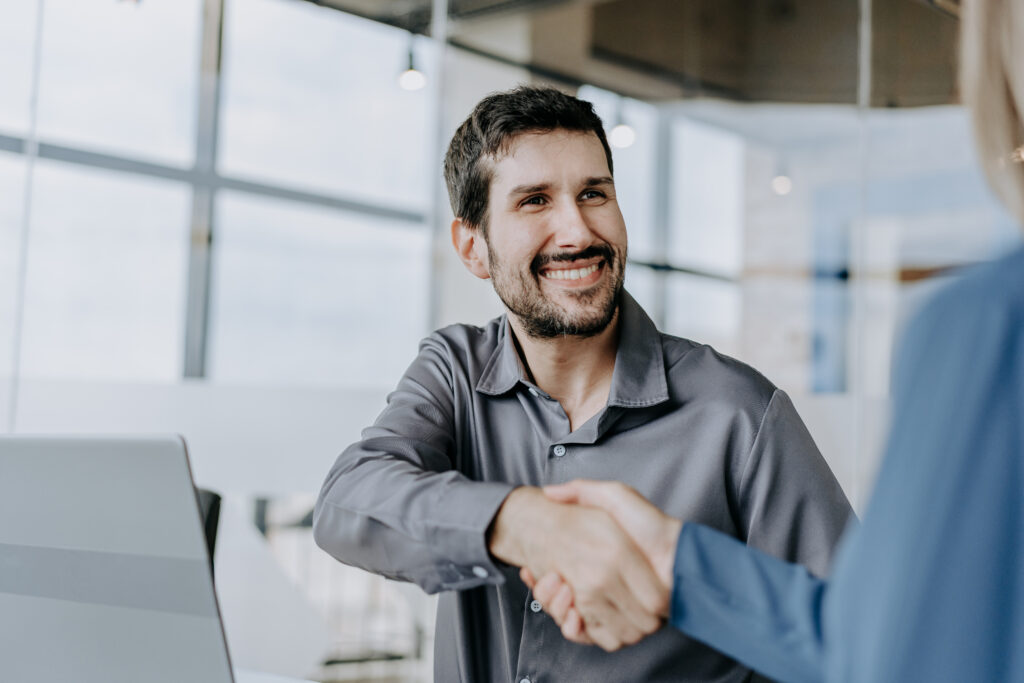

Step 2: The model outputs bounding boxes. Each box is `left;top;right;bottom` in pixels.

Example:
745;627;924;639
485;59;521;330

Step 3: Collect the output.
488;480;683;652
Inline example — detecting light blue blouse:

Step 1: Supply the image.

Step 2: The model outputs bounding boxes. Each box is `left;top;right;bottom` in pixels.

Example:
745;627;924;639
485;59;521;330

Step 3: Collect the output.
669;245;1024;682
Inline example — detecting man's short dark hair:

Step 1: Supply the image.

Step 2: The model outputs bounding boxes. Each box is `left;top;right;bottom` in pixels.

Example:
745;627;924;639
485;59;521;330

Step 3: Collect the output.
443;86;613;233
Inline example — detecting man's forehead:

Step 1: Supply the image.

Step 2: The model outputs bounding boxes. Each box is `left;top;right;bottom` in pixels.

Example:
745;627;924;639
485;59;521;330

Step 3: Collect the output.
489;129;609;187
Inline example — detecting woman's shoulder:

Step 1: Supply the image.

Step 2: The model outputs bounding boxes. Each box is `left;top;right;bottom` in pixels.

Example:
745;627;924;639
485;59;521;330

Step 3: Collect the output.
905;244;1024;344
922;244;1024;319
893;244;1024;398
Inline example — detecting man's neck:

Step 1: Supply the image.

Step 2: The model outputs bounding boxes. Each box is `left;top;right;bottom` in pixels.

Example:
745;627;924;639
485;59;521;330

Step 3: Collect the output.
508;309;620;432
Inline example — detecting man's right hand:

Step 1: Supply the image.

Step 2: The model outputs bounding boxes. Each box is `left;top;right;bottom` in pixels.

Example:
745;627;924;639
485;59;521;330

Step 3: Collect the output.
520;480;685;650
488;486;668;651
543;480;683;591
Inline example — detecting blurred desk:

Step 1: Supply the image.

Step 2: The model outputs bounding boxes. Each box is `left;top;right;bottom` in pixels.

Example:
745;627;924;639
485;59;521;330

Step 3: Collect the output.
7;378;387;495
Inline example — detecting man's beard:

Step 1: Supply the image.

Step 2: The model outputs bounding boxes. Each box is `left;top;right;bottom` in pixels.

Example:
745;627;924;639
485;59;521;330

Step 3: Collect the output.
486;242;626;339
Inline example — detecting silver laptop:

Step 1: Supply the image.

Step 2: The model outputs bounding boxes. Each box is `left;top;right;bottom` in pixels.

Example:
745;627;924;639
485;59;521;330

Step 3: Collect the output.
0;435;235;683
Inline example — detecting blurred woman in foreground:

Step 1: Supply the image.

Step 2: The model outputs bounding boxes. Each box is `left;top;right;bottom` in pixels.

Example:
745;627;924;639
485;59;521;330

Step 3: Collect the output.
527;0;1024;679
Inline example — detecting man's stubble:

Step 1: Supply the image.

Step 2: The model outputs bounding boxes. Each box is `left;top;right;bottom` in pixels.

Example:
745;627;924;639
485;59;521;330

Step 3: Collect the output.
485;241;626;339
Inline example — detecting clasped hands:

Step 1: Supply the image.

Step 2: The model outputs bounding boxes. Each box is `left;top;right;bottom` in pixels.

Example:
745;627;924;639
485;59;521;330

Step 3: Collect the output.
488;480;683;652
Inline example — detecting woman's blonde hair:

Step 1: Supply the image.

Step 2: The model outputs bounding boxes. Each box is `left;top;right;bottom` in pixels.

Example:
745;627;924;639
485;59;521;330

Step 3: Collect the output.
962;0;1024;222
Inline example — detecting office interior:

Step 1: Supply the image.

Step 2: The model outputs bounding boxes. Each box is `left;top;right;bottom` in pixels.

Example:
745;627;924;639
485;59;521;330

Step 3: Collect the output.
0;0;1007;680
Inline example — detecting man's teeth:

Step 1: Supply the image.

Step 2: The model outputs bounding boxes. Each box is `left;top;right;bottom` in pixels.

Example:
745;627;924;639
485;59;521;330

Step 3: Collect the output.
542;263;600;280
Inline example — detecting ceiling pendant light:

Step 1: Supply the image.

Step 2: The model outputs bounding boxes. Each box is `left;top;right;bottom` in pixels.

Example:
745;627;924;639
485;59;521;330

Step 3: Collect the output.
609;96;635;149
398;34;426;91
771;159;793;195
771;174;793;195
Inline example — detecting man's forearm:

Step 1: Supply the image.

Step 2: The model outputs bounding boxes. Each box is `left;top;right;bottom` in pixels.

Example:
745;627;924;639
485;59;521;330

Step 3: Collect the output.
487;486;546;567
313;442;515;593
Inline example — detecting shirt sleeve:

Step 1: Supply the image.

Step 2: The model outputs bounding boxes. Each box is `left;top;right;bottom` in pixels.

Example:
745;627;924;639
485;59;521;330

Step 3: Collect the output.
737;389;854;577
312;334;515;594
662;388;851;681
669;522;827;683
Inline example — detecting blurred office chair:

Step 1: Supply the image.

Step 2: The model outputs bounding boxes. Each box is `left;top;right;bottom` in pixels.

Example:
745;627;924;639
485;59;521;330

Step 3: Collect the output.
196;487;222;576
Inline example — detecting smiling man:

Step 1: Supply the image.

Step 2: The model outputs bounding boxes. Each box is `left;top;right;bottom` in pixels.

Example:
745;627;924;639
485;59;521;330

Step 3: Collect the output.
313;87;853;682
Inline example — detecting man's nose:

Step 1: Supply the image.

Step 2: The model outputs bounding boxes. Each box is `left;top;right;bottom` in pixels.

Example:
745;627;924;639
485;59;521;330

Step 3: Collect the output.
551;198;596;250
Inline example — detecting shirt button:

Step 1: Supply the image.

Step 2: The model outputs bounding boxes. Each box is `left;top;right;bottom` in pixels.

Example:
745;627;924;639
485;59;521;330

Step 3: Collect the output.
471;565;489;578
519;678;531;683
553;444;567;457
530;600;542;613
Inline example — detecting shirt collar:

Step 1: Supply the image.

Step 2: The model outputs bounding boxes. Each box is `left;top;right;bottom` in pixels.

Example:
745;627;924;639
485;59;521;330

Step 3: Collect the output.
475;316;525;396
475;290;669;408
606;290;669;408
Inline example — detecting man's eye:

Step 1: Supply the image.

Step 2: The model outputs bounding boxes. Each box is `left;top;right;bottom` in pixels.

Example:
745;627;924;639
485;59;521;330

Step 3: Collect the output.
580;190;606;200
521;196;547;206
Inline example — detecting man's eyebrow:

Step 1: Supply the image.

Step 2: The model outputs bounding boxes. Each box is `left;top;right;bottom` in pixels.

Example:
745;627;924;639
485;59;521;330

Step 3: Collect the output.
507;182;551;197
507;177;614;197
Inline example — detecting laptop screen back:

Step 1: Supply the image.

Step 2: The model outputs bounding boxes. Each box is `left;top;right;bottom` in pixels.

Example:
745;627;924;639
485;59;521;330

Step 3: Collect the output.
0;435;234;683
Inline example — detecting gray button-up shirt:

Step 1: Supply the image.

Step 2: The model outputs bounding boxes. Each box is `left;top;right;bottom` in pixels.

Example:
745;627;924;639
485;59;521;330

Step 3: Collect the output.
313;292;853;682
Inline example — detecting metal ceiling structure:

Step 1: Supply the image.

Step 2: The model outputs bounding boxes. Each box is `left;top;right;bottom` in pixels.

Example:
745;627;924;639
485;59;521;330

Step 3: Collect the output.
304;0;581;32
302;0;960;106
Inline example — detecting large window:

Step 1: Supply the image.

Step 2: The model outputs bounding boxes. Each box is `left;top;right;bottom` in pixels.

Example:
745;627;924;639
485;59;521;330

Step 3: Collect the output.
0;1;38;136
220;0;432;210
18;162;191;381
2;0;437;390
0;153;27;379
35;0;201;166
208;192;429;387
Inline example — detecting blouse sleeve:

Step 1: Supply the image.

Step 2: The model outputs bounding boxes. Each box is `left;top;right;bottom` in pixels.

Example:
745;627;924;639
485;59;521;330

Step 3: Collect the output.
821;265;1024;683
669;521;830;683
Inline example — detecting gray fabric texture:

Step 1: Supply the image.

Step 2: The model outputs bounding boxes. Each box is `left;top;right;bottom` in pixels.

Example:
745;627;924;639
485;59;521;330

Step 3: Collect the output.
313;291;853;683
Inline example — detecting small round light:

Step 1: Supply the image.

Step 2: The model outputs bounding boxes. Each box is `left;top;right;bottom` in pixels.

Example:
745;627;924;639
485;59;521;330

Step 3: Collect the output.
771;175;793;196
609;124;636;149
398;68;426;91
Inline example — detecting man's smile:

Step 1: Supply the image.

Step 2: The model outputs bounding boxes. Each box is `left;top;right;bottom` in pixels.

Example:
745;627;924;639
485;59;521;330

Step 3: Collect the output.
533;245;614;292
539;259;604;285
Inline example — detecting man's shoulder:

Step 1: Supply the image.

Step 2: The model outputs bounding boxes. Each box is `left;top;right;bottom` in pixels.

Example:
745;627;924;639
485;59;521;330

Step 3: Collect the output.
427;317;503;354
414;318;506;385
658;332;778;413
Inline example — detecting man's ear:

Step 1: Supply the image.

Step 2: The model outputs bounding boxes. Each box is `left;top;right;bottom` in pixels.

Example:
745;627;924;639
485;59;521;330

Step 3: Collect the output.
451;218;490;280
